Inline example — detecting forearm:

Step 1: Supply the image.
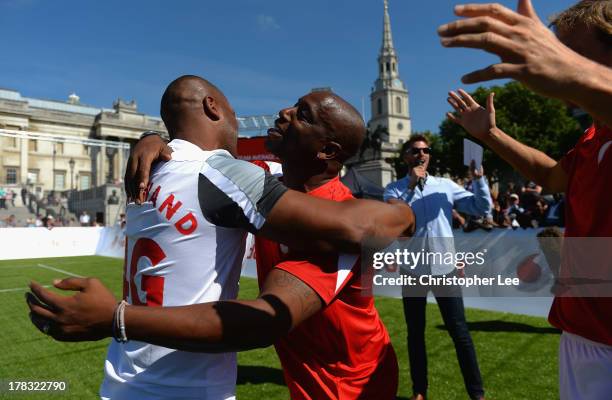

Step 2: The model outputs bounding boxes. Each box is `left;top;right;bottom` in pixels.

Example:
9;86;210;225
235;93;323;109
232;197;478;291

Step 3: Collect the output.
263;193;414;253
472;177;492;215
261;198;362;253
569;61;612;127
457;178;491;216
124;299;281;353
335;199;415;248
483;127;558;187
370;200;416;239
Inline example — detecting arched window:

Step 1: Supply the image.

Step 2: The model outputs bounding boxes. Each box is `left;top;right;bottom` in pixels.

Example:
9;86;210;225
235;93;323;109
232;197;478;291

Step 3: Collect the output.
395;97;402;114
392;62;396;72
377;98;383;115
386;62;390;73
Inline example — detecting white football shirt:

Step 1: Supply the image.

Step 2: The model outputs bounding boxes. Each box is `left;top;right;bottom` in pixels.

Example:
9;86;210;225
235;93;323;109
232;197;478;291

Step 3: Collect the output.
101;139;249;400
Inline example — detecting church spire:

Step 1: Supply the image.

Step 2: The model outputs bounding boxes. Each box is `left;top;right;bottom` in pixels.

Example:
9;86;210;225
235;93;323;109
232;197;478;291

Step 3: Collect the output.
369;0;411;148
378;0;399;80
381;0;396;57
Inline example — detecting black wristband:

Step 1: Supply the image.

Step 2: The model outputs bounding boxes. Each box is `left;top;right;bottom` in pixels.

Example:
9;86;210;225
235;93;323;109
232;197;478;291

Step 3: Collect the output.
139;130;161;140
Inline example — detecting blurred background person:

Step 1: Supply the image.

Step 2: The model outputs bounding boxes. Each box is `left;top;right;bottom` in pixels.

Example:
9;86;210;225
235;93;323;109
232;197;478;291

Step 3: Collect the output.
79;211;91;227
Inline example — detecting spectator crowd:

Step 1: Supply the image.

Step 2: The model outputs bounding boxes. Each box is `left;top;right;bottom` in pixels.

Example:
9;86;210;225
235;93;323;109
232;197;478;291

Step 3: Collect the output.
453;178;565;232
0;185;97;229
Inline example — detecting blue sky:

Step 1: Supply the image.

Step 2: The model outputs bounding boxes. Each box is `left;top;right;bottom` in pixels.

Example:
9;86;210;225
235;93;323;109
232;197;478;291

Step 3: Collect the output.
0;0;575;132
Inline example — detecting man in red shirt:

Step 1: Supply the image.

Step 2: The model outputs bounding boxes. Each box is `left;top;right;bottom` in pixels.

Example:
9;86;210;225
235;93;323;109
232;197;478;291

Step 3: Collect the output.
253;167;397;399
27;90;408;399
253;108;398;397
444;3;612;399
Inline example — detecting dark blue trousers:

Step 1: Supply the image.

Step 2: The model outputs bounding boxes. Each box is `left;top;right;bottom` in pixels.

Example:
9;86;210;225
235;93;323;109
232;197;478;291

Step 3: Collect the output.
402;276;484;399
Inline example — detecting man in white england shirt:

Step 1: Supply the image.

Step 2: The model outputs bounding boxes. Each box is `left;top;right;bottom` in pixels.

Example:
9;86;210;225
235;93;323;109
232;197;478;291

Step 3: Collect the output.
71;75;412;399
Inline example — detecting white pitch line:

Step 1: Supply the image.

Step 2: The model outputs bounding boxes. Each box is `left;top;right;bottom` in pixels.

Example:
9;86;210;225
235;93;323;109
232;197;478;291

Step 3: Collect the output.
0;285;51;293
37;264;84;278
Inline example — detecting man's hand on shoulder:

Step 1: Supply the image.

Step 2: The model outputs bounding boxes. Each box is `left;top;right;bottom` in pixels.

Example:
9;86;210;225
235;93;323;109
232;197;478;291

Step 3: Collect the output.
125;134;172;204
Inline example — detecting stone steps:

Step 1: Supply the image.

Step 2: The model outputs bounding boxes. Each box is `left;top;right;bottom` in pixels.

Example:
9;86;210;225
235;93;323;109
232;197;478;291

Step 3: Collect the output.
0;205;36;226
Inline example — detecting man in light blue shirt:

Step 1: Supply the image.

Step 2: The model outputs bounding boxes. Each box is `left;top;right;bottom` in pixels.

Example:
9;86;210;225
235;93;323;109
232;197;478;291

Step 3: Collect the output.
384;153;491;249
384;134;491;400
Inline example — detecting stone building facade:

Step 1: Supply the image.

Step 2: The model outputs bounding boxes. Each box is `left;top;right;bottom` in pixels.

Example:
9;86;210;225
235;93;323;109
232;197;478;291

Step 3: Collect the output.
0;88;166;197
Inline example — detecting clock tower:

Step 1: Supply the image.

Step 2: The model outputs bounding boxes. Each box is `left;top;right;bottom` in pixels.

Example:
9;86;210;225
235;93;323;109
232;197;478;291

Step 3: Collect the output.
368;0;411;145
345;0;410;188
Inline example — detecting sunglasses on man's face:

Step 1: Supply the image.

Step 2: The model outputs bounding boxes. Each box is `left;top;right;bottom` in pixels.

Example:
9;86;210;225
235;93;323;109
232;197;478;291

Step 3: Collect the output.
408;147;431;155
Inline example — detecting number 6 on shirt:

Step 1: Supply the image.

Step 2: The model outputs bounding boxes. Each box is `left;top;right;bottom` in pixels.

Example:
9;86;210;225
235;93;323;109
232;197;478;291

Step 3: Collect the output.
123;238;166;306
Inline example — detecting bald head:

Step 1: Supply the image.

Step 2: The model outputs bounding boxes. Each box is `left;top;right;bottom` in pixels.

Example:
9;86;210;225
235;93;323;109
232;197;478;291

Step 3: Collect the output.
311;92;366;162
160;75;227;137
268;91;366;168
159;75;238;154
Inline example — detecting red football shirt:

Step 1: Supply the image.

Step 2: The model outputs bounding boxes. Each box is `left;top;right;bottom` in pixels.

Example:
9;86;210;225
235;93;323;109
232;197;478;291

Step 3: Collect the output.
255;176;398;400
548;123;612;345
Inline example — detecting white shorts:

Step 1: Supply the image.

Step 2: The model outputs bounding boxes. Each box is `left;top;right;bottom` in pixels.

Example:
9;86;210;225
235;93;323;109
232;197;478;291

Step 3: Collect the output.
559;331;612;400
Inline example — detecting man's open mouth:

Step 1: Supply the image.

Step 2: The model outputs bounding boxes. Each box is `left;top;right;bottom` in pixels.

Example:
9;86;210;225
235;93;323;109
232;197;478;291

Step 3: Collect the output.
267;127;283;139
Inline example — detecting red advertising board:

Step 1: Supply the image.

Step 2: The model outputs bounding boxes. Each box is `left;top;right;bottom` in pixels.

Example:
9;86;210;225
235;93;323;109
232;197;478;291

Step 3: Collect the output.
237;136;278;161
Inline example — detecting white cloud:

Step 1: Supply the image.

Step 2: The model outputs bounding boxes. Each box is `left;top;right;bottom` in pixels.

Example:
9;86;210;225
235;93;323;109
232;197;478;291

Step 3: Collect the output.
256;14;280;31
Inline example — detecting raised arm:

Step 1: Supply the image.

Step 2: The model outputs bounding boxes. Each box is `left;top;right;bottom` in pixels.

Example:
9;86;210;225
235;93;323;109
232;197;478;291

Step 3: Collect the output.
447;89;568;193
437;0;612;127
451;164;492;217
27;272;323;352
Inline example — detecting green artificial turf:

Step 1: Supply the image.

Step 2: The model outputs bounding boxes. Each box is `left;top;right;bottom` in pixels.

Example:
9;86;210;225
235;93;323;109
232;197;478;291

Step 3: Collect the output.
0;256;559;399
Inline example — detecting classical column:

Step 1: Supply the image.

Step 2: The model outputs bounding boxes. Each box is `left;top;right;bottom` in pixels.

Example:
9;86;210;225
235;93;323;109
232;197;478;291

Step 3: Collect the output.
19;129;28;185
106;146;117;184
117;139;124;183
98;144;106;186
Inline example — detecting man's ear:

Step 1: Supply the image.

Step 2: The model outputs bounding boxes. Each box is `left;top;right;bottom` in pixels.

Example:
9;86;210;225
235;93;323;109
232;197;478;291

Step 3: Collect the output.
203;96;221;122
317;141;342;160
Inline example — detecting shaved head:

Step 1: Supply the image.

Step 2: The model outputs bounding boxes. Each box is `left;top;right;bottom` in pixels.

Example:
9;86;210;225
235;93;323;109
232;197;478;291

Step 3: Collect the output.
159;75;238;154
161;75;227;137
267;90;366;188
314;92;366;162
268;91;366;168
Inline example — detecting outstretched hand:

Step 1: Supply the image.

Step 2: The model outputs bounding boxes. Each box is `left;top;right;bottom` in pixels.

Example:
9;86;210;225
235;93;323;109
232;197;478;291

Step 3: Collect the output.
26;278;117;342
437;0;584;100
447;89;496;140
124;135;172;204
